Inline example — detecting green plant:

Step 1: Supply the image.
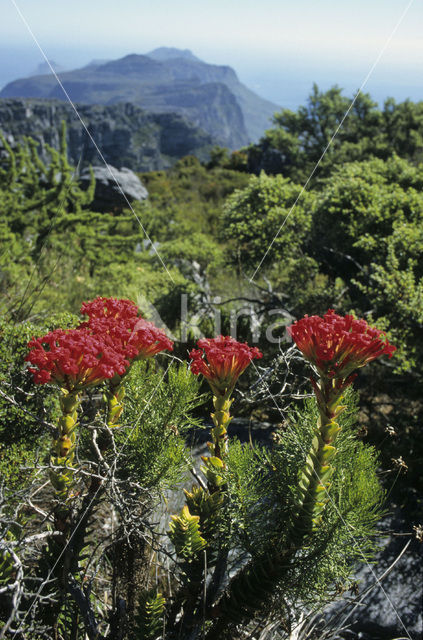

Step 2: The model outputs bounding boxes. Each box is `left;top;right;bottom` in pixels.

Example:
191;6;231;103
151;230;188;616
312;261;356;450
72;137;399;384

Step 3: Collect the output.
0;300;396;640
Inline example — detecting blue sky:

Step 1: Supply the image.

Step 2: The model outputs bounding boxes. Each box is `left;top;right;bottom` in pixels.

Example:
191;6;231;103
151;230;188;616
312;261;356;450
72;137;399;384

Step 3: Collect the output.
1;0;422;107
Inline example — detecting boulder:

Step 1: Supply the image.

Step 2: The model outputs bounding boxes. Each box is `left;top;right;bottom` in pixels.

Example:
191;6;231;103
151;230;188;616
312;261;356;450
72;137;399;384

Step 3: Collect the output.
80;164;148;212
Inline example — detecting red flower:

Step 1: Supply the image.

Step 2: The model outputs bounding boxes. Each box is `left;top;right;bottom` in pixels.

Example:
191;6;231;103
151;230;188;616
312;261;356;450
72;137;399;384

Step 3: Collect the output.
189;336;262;393
26;328;130;389
287;309;396;378
129;318;174;359
80;297;139;323
80;297;173;360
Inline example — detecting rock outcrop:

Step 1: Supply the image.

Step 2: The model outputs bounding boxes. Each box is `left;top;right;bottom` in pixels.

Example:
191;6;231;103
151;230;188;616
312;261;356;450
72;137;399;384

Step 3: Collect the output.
79;165;148;211
0;98;215;172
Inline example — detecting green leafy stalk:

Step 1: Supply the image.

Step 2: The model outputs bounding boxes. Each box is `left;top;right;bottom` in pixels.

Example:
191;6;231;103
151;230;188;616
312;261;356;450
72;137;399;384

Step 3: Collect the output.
135;590;166;640
200;393;232;492
205;377;352;638
167;392;232;632
105;375;126;429
210;393;232;459
50;389;80;503
293;376;346;535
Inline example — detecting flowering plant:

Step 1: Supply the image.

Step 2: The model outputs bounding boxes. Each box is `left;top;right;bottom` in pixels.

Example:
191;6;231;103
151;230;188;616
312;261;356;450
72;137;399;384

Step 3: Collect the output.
187;336;262;489
189;335;262;395
26;328;130;390
15;303;399;640
80;296;173;361
288;309;396;381
284;310;396;532
25;298;175;503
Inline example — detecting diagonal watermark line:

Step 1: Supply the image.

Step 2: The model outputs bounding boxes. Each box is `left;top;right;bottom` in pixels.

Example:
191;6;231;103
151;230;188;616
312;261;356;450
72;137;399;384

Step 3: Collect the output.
326;539;412;639
10;0;175;284
249;0;416;283
11;359;174;639
249;359;413;640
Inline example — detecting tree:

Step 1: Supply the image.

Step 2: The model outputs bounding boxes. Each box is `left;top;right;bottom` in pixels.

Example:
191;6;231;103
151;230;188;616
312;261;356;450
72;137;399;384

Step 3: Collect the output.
248;85;423;180
309;155;423;376
221;172;312;273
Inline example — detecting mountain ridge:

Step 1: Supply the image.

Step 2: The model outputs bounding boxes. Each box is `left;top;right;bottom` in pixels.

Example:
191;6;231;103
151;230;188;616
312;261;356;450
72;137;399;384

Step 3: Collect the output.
146;47;201;62
0;48;280;147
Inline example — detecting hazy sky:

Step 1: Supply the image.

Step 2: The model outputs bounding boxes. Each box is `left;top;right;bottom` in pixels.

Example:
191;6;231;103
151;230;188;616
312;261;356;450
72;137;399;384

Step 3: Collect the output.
1;0;422;107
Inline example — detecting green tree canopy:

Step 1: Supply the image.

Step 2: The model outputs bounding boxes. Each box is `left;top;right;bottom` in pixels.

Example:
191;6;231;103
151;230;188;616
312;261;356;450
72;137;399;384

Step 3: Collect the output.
249;85;423;181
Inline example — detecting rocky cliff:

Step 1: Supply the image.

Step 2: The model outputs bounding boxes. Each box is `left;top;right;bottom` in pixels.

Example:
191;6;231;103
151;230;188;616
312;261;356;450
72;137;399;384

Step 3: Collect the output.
0;49;280;147
0;98;216;171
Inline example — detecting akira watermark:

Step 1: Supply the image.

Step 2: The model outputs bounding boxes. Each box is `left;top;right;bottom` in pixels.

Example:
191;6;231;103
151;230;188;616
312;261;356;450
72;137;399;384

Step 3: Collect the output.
137;293;295;345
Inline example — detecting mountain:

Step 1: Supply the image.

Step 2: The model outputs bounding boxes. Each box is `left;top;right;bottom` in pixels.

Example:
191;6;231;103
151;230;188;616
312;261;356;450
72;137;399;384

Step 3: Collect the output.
29;60;65;76
81;59;110;69
146;48;280;143
146;47;201;63
0;49;280;148
0;99;215;171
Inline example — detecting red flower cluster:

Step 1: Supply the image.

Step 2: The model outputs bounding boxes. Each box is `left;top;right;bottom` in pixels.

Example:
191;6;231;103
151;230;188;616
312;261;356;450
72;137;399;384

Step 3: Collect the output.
80;297;139;323
27;297;173;386
190;336;262;393
26;328;129;388
288;309;396;378
80;296;173;361
128;318;174;358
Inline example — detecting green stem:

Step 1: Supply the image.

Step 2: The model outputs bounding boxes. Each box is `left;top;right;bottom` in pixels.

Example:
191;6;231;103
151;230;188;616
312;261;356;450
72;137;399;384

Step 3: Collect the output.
169;393;232;633
210;392;232;459
96;376;126;457
50;389;80;503
200;393;232;492
205;375;347;638
106;377;125;429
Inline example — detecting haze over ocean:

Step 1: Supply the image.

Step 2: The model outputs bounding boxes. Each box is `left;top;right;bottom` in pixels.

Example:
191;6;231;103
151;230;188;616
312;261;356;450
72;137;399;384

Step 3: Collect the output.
1;0;422;109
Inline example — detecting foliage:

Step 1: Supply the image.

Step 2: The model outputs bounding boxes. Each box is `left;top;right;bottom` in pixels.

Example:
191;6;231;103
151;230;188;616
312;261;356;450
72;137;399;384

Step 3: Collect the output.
0;136;249;332
221;172;312;272
0;126;186;321
249;85;423;181
213;390;383;632
0;123;95;317
223;440;274;553
135;590;166;640
141;155;249;237
0;442;39;505
307;156;423;376
1;85;421;639
112;360;204;489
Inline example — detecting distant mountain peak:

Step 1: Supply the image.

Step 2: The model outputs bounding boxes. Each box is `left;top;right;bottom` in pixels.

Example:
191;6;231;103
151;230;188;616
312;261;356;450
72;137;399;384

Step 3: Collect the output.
83;59;110;69
96;54;162;74
29;60;64;77
147;47;202;62
0;49;280;146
